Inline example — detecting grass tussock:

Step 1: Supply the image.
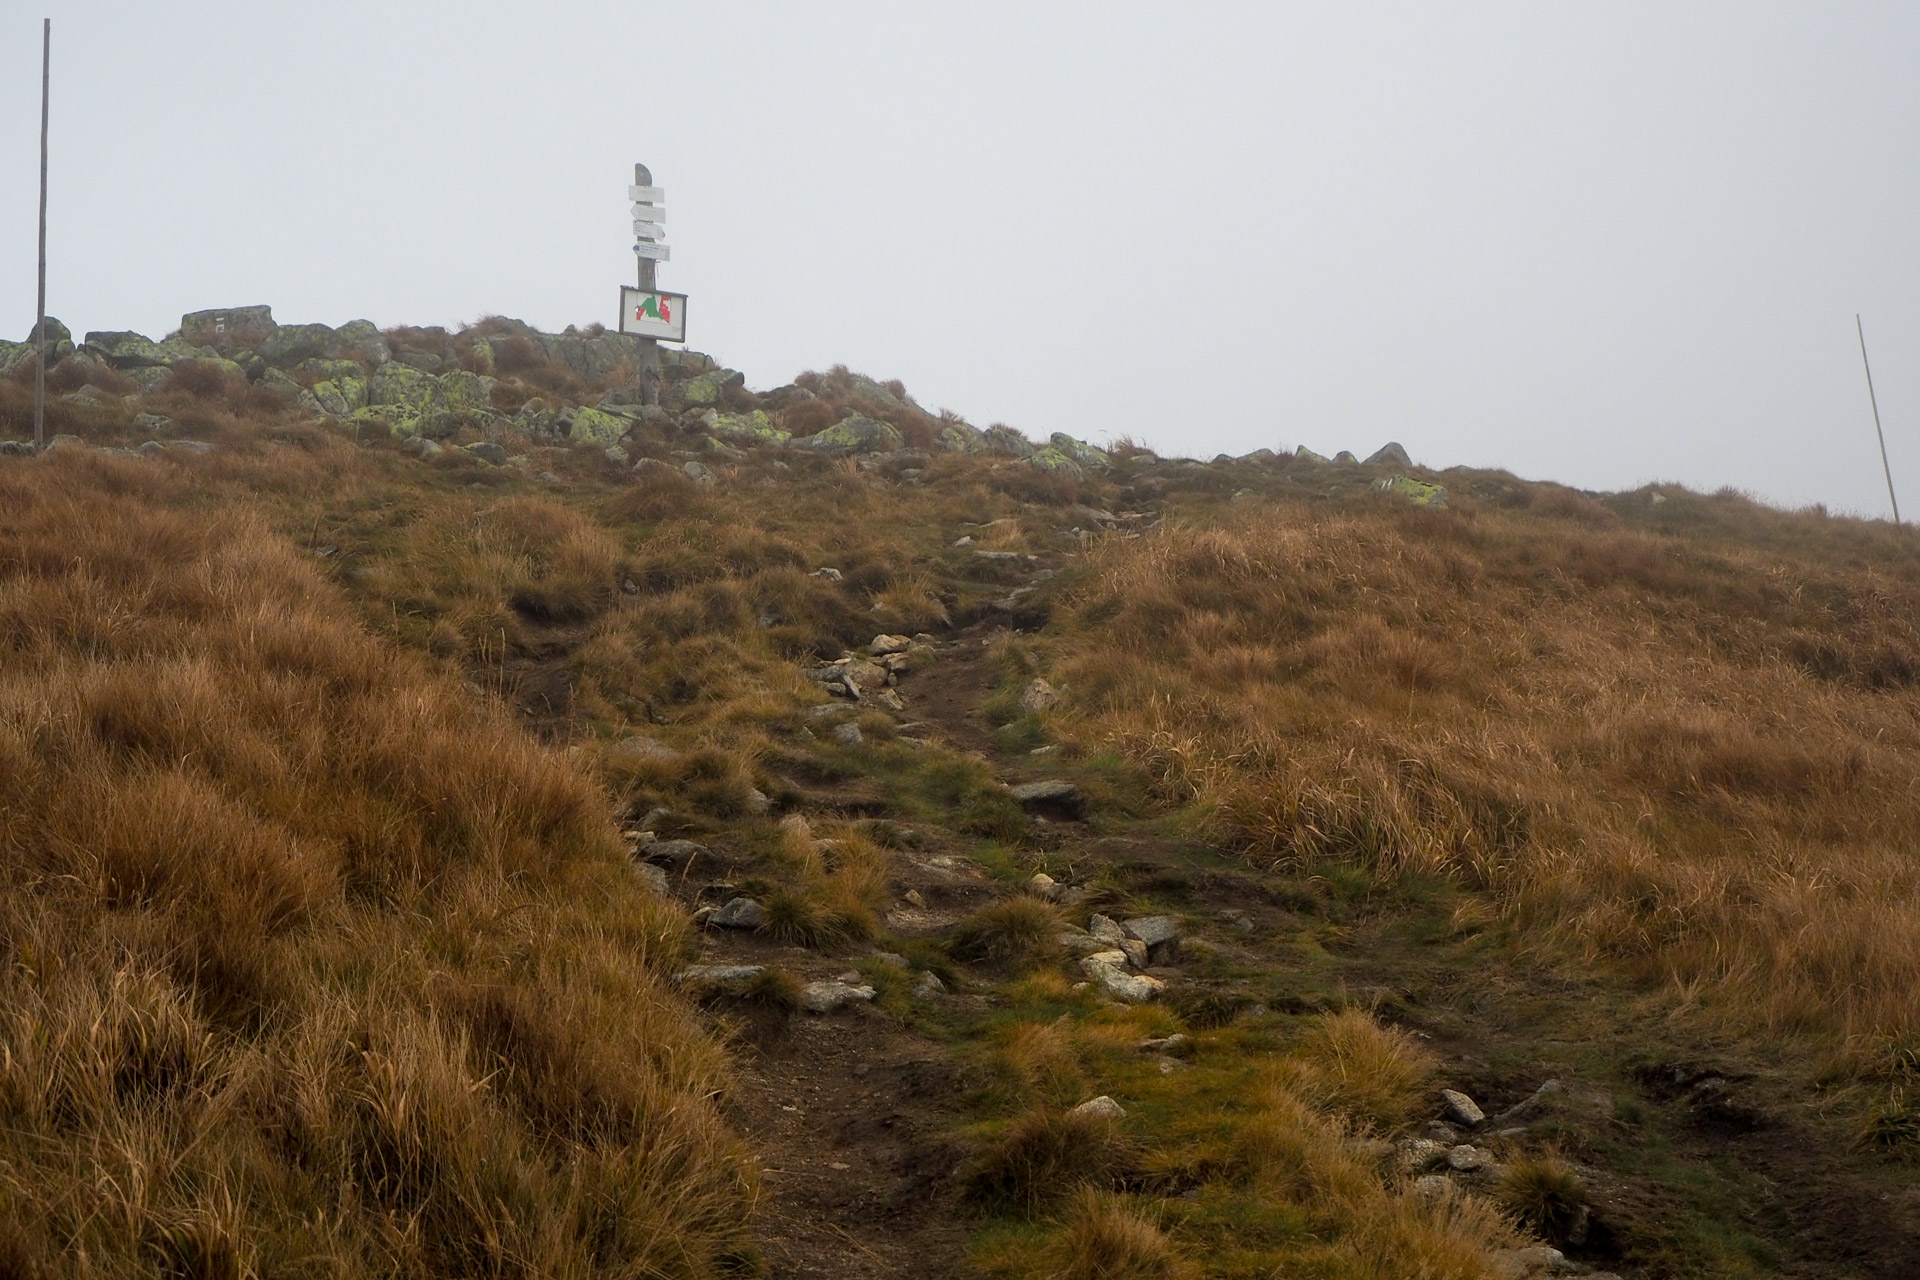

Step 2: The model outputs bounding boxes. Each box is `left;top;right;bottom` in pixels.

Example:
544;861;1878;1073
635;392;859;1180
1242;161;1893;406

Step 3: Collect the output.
949;897;1065;971
961;1103;1136;1214
1497;1152;1590;1244
0;456;753;1276
1048;1189;1192;1280
1058;503;1920;1069
1276;1009;1438;1131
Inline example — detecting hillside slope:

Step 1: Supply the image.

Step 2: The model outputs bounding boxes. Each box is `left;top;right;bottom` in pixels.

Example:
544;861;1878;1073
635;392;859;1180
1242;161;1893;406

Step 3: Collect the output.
3;310;1919;1278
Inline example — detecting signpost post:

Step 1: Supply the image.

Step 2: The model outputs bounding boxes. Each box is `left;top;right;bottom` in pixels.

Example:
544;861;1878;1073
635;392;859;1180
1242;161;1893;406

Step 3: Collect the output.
34;19;50;452
625;162;683;406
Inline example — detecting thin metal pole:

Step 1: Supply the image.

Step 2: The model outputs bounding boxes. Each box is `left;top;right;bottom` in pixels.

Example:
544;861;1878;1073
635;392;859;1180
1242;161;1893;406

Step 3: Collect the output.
1858;314;1900;524
633;162;660;406
34;18;50;452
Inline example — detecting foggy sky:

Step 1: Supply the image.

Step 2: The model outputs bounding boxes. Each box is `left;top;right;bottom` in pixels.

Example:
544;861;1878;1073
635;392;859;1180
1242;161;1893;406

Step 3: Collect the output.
4;1;1918;515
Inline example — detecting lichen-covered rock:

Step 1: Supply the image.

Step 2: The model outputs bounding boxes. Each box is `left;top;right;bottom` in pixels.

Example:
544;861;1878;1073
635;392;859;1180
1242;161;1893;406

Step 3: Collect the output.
296;358;364;383
1365;441;1412;467
175;356;248;384
936;420;984;452
1028;447;1085;479
709;410;790;445
439;369;497;413
333;319;390;366
1296;446;1329;463
258;367;303;396
568;406;630;447
27;316;71;346
678;367;746;407
793;415;903;456
126;366;171;393
311;376;368;417
1048;432;1112;471
847;374;903;408
82;331;174;368
1379;474;1448;507
365;362;449;438
180;306;274;350
259;323;338;364
980;425;1036;459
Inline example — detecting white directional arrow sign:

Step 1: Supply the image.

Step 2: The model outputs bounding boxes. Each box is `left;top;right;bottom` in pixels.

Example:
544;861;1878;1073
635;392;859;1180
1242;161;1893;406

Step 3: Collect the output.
633;220;668;238
630;203;666;223
633;241;672;261
627;185;666;203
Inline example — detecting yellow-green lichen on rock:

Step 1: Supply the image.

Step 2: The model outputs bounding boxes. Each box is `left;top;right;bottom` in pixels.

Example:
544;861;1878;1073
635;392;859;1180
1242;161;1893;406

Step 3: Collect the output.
1379;474;1448;506
1029;447;1086;480
567;407;631;447
710;411;789;445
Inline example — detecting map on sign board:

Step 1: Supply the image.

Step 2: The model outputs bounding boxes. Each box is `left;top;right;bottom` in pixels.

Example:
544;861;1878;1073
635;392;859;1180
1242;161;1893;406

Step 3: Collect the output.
618;287;687;343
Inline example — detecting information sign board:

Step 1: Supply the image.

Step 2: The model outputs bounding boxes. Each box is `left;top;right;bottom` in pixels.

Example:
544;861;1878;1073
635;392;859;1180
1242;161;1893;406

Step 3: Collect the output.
618;287;687;342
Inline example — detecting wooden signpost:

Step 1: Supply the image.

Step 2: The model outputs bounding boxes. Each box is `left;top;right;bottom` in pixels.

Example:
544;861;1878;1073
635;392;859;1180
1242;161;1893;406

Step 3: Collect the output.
623;163;683;405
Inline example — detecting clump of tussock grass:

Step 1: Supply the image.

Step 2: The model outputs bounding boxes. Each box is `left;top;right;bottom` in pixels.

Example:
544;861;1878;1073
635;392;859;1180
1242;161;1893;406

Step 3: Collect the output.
1049;1189;1192;1280
1275;1009;1438;1131
948;897;1065;972
1496;1152;1590;1243
960;1103;1135;1214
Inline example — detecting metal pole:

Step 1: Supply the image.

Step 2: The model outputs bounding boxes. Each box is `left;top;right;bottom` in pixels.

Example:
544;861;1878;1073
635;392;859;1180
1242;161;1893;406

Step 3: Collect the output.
633;162;661;406
1858;314;1900;524
34;18;50;452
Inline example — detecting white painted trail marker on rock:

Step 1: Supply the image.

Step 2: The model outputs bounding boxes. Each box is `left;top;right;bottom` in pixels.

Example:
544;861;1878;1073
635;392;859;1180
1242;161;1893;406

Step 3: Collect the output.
619;287;687;343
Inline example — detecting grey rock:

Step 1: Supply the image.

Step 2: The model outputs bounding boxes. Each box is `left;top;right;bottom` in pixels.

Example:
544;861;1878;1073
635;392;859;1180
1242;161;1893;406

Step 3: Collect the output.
1070;1095;1127;1121
179;305;274;351
1439;1088;1486;1128
1445;1144;1487;1171
1010;780;1081;808
634;863;671;894
1122;915;1182;966
792;414;904;456
832;721;864;747
708;897;766;929
1422;1120;1459;1143
640;839;708;869
912;970;947;999
1365;441;1412;467
1088;914;1127;946
465;441;509;465
1399;1139;1449;1172
869;633;912;655
679;964;767;983
615;734;681;762
396;437;442;458
800;980;876;1013
1080;951;1165;1002
259;322;338;364
1118;938;1150;968
1410;1174;1451;1198
1019;678;1063;713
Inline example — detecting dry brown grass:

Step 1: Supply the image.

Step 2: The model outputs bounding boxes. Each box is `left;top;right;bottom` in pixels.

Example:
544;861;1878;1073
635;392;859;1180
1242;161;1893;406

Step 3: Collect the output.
1056;499;1920;1070
0;453;753;1275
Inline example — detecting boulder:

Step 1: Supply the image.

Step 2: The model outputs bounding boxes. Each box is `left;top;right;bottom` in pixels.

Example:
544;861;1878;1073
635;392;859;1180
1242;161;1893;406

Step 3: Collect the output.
82;331;176;368
1378;475;1448;507
568;406;630;447
793;415;903;456
1080;951;1164;1002
1122;915;1182;964
1446;1144;1487;1171
1020;678;1063;713
979;425;1036;458
800;980;876;1013
365;362;450;438
639;838;708;870
179;306;274;350
126;367;172;393
1365;441;1412;467
311;377;369;417
466;441;509;465
1048;433;1112;471
1089;915;1127;947
936;420;984;452
1028;447;1085;480
1070;1095;1127;1121
1333;450;1359;464
708;897;767;930
333;319;390;366
615;734;681;762
1398;1139;1449;1172
677;367;746;407
709;410;790;446
1295;446;1329;463
679;964;766;983
912;971;946;999
1439;1088;1486;1128
440;369;497;414
259;322;339;364
832;721;864;746
1010;780;1083;816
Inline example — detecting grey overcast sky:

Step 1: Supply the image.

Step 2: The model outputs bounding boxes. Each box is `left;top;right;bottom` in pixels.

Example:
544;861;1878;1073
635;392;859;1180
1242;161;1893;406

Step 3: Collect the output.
4;2;1919;514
